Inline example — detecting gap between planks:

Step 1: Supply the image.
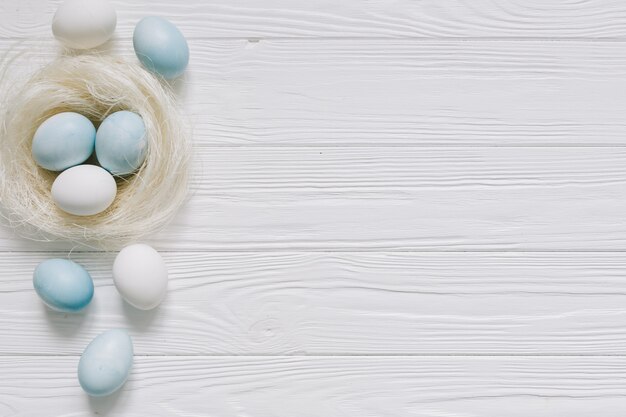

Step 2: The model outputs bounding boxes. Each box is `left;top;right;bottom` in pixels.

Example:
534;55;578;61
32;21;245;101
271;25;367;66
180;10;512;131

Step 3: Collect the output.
6;249;626;254
5;354;626;358
10;36;626;42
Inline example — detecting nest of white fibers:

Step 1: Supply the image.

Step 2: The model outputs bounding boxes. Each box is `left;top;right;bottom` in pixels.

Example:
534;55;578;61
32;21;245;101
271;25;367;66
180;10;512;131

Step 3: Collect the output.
0;54;190;249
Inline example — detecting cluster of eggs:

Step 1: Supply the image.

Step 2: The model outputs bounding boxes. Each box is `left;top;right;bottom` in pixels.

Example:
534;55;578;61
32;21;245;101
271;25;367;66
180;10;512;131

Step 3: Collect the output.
27;0;191;398
37;0;190;216
35;110;146;216
39;0;190;216
34;244;168;396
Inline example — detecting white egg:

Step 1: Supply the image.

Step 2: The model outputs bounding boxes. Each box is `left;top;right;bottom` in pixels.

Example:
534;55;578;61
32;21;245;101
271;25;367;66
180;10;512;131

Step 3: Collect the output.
52;0;117;49
113;244;168;310
51;165;117;216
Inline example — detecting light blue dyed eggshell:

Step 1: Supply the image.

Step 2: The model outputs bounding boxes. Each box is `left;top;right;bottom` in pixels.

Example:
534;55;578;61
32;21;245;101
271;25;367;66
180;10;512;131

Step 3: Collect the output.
33;259;94;313
133;16;189;79
96;111;147;175
32;112;96;171
78;329;133;397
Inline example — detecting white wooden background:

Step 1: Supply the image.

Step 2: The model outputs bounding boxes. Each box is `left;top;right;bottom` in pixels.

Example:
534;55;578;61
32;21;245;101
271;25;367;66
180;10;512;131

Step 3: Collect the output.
2;0;626;415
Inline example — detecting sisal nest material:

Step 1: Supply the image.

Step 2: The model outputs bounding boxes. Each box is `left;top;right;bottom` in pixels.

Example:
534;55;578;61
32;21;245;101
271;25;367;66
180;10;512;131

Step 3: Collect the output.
0;54;190;248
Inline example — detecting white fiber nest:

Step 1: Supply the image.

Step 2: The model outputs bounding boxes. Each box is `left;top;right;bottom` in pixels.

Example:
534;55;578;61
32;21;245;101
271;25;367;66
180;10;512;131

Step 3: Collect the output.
0;54;190;248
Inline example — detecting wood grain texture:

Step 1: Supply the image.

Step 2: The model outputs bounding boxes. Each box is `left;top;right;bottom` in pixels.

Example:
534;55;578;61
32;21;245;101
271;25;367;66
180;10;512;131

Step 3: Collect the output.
182;39;626;147
4;39;626;147
3;251;626;355
3;2;626;414
2;356;626;417
4;0;626;39
3;147;626;251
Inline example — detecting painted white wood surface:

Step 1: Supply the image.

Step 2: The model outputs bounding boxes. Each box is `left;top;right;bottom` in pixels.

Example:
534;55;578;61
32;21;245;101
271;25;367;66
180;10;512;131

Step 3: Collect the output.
3;0;626;39
3;356;626;417
2;0;626;415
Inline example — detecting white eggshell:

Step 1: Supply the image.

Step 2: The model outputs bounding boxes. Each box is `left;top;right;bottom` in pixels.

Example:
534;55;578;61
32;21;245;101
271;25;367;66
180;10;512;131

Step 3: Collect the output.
52;0;117;49
51;165;117;216
113;244;168;310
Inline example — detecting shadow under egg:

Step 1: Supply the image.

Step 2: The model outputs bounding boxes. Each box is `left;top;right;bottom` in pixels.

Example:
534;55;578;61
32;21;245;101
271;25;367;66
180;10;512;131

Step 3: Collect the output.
41;301;90;337
121;299;162;333
86;380;129;416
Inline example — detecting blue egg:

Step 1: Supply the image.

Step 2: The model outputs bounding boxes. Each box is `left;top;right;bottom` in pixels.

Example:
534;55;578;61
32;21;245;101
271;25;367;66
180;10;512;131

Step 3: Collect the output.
33;259;94;313
32;112;96;171
78;329;133;397
95;111;147;175
133;16;189;79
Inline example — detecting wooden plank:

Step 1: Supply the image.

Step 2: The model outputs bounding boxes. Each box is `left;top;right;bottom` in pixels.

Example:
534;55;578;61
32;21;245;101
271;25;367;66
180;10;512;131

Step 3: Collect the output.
4;0;626;39
3;251;626;355
4;39;626;147
185;40;626;147
3;146;626;251
2;356;626;416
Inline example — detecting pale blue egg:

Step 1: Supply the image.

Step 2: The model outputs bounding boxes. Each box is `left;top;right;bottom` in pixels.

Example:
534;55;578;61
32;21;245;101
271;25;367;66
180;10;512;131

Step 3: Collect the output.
33;259;94;313
32;112;96;171
133;16;189;79
95;111;147;175
78;329;133;397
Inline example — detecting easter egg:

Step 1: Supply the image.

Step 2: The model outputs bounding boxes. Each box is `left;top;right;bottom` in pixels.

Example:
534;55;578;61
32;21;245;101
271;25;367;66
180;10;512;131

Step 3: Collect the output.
133;16;189;79
32;112;96;172
33;259;94;313
78;329;133;397
51;165;117;216
113;244;168;310
52;0;117;49
95;111;147;175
